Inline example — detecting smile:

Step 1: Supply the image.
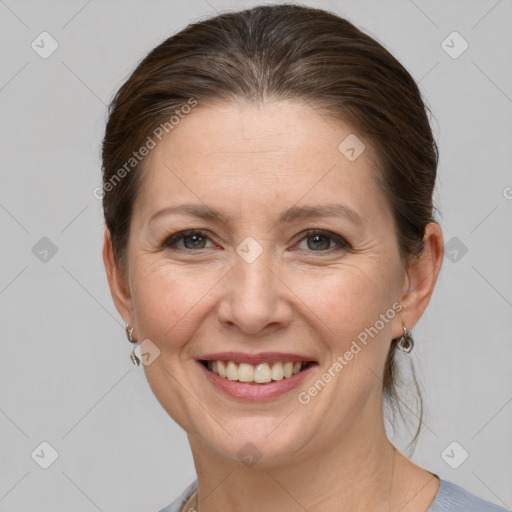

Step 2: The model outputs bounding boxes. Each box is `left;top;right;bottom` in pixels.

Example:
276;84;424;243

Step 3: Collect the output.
197;357;319;402
200;360;317;384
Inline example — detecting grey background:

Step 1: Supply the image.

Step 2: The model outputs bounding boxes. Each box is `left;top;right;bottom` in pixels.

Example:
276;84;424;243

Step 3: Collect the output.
1;0;511;511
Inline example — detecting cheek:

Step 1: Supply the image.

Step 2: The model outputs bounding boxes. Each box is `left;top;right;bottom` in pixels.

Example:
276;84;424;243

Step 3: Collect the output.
285;262;398;342
129;260;224;350
287;265;398;432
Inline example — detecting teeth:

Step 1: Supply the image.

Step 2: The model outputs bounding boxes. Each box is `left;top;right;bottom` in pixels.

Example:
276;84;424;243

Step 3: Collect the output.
226;361;238;381
254;363;272;383
217;360;227;378
271;362;284;381
238;363;255;382
205;360;309;383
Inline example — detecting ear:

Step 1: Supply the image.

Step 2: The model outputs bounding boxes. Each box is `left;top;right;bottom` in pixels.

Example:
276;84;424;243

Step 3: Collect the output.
394;222;444;337
102;227;133;326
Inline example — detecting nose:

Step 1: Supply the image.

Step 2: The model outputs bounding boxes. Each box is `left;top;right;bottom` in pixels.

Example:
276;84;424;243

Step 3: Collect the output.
217;244;293;336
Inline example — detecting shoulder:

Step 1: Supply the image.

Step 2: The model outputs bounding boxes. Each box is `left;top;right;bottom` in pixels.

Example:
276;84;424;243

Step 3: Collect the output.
158;480;198;512
428;478;509;512
157;478;509;512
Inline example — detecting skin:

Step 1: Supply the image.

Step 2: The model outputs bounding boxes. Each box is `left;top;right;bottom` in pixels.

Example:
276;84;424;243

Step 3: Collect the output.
103;100;444;512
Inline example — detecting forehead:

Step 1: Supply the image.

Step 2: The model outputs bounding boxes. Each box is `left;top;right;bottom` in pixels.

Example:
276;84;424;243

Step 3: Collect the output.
134;100;391;226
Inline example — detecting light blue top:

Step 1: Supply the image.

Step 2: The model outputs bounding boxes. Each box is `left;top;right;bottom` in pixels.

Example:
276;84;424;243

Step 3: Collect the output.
158;476;509;512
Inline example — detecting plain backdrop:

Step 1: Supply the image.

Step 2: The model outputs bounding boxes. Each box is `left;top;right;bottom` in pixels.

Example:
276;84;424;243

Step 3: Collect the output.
1;1;511;511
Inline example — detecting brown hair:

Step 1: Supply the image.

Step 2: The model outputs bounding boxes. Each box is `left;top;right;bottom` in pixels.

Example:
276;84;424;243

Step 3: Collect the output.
102;4;438;449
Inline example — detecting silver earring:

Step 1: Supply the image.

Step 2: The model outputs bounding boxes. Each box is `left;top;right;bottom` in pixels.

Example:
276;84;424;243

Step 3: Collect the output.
129;348;140;367
397;323;414;353
126;323;141;366
126;324;136;342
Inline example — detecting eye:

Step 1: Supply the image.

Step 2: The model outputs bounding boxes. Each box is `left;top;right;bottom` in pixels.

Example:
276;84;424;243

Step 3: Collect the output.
161;230;214;250
160;229;351;254
294;229;351;253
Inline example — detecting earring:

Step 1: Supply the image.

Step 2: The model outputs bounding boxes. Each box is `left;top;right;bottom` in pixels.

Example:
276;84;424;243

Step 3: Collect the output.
396;323;414;353
126;323;141;366
126;324;137;343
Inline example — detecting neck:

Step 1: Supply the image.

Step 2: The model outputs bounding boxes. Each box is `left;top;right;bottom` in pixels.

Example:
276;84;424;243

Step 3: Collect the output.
186;412;424;512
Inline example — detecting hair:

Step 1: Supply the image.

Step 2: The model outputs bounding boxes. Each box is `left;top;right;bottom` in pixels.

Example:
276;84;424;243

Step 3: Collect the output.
101;3;438;451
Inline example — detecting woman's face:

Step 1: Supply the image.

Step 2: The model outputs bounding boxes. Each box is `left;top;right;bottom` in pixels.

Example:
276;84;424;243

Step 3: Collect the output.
110;100;412;465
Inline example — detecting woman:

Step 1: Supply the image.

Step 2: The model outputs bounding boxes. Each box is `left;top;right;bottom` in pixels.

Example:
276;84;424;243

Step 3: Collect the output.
101;4;507;512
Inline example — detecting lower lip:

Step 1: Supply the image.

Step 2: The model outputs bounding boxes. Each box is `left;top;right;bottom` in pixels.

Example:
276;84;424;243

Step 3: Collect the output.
197;361;317;402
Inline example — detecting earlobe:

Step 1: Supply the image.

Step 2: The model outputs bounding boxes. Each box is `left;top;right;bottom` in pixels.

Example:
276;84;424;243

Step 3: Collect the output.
102;227;133;325
396;222;444;335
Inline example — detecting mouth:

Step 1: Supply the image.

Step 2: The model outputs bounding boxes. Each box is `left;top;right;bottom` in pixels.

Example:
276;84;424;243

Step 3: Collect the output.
198;359;319;385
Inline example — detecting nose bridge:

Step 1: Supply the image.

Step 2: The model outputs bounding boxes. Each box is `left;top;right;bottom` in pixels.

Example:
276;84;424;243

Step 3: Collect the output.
219;235;291;333
233;235;275;303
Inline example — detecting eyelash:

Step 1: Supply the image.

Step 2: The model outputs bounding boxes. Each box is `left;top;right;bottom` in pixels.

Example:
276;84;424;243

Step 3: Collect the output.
160;229;352;254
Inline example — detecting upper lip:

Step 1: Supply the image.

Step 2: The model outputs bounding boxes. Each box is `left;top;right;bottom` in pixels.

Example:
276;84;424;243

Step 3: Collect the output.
197;352;318;365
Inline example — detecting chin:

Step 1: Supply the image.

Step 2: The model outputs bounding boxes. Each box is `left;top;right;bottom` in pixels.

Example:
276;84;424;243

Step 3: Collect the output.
195;417;315;469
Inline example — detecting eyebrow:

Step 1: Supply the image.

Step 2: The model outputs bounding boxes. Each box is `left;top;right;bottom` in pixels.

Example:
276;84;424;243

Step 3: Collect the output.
149;202;364;226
